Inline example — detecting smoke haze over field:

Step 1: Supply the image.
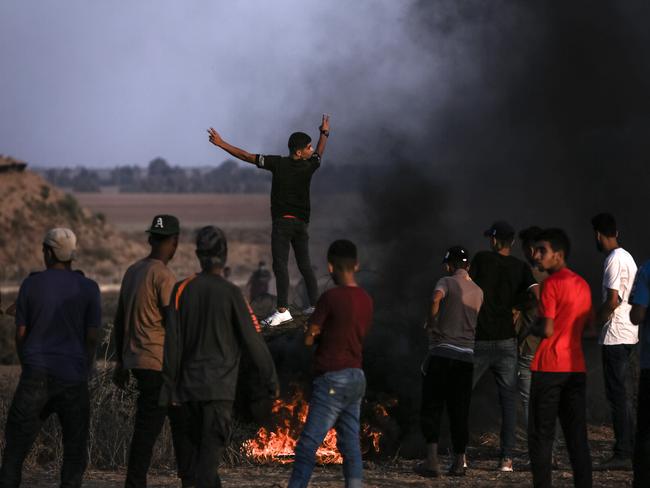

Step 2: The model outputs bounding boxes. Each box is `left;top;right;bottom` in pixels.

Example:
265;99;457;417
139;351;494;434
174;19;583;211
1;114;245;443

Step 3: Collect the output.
0;1;438;167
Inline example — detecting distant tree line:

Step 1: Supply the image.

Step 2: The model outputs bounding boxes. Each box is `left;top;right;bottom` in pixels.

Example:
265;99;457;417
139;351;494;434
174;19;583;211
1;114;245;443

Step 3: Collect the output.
40;158;365;194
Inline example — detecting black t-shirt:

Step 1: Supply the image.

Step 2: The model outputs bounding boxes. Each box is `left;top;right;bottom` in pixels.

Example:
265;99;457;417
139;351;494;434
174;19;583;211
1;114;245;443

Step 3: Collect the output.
470;251;536;341
255;153;320;222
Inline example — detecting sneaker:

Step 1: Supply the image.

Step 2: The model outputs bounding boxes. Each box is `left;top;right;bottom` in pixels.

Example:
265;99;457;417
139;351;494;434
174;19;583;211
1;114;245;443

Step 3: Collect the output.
498;457;514;472
302;306;315;316
261;309;293;327
595;454;632;471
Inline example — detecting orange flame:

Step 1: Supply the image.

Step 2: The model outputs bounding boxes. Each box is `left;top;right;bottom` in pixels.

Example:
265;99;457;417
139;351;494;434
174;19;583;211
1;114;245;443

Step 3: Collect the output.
242;388;388;464
243;389;343;464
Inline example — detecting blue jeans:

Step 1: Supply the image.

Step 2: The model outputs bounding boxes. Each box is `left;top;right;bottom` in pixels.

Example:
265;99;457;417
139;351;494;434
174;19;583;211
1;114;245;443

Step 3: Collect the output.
288;368;366;488
473;339;518;458
518;352;535;429
602;344;635;458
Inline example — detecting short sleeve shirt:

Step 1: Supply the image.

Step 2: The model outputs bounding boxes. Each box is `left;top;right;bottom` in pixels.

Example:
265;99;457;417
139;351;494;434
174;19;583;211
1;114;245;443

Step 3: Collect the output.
629;261;650;370
470;251;537;340
531;268;592;373
310;286;373;375
117;258;176;371
15;269;101;382
255;154;320;222
429;269;484;360
599;248;638;345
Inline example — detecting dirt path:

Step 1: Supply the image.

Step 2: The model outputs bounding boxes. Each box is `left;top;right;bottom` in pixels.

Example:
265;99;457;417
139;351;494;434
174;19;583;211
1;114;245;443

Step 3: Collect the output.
24;460;633;487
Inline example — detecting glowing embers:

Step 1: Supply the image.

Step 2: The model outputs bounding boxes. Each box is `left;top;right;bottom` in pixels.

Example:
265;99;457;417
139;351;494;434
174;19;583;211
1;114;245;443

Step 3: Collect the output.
242;386;394;465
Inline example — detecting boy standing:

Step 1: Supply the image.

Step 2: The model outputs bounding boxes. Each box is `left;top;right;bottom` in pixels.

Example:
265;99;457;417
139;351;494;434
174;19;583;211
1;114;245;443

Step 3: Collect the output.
288;240;373;488
112;215;195;488
207;115;330;326
591;213;637;469
0;228;100;488
629;260;650;487
161;226;279;488
417;246;483;477
529;229;592;488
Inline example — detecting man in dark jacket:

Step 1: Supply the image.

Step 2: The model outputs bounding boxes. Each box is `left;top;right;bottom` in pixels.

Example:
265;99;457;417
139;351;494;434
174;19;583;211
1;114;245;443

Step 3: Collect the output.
161;226;279;488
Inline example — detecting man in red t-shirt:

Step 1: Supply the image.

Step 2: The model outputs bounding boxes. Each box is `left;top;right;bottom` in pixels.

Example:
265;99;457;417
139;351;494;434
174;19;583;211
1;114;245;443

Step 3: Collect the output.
529;228;592;488
288;240;373;488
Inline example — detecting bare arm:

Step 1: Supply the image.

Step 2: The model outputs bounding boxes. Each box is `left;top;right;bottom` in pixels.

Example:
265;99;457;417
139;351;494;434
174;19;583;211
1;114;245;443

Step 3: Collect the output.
630;304;647;325
207;128;257;164
425;290;445;329
531;317;554;338
304;324;322;346
315;114;330;158
596;288;620;326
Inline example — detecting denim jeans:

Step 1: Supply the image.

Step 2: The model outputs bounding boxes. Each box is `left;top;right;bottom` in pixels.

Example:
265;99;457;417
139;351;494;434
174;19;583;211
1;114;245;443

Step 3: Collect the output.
126;369;195;488
271;218;318;309
529;372;591;488
518;352;534;429
0;370;89;488
289;368;366;488
634;369;650;488
602;344;635;458
472;338;518;458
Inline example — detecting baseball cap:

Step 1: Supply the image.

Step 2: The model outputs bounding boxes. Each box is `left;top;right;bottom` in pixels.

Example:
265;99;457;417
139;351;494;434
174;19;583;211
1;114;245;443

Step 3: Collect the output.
483;221;515;240
443;245;470;265
43;228;77;262
146;214;180;236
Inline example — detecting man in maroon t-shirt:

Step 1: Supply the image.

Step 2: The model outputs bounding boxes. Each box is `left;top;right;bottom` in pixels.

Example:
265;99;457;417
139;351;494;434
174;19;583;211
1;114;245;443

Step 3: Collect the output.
288;240;373;488
529;229;592;488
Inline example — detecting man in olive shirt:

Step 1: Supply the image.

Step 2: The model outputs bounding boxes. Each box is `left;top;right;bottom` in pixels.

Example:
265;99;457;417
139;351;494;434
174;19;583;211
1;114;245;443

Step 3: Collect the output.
161;226;279;487
113;215;194;488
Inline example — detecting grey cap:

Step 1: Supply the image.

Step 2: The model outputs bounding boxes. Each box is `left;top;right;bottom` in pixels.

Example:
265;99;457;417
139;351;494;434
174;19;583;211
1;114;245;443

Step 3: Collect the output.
43;228;77;261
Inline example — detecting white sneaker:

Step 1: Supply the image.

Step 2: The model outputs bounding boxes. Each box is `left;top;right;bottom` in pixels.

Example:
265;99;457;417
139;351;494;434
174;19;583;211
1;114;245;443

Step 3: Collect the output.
498;457;513;472
261;309;293;327
302;306;315;316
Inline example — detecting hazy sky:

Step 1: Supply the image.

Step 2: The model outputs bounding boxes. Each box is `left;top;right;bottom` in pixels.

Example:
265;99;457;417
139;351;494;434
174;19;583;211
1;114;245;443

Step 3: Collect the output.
0;1;449;167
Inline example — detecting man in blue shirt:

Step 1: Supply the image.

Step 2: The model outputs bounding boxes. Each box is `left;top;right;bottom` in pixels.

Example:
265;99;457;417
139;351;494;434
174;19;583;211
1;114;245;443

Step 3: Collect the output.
0;228;101;488
629;261;650;488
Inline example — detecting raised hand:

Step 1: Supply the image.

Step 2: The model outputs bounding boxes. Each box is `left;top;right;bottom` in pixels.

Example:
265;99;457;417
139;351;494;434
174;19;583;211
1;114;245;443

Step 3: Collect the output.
319;114;330;133
207;127;223;146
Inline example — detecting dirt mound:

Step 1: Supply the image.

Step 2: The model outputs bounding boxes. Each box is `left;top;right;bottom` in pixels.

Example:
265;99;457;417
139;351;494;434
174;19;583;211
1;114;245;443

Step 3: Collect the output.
0;156;143;283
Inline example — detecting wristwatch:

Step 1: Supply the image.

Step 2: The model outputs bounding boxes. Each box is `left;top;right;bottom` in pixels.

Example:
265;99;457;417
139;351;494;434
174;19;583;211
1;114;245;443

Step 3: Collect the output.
320;129;330;137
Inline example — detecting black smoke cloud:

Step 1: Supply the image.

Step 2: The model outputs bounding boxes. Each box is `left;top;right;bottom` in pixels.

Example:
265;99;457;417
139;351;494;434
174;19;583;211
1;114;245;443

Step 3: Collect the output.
346;0;650;450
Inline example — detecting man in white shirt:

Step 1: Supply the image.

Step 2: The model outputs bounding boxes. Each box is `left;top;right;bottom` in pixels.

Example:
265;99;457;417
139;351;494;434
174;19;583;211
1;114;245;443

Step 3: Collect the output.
592;213;638;470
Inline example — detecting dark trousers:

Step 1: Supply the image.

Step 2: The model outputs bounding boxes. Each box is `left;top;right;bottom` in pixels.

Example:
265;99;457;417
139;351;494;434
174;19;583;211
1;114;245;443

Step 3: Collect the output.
633;369;650;488
271;218;318;309
529;372;592;488
602;344;635;458
186;401;233;488
420;355;473;454
0;370;89;488
125;369;195;488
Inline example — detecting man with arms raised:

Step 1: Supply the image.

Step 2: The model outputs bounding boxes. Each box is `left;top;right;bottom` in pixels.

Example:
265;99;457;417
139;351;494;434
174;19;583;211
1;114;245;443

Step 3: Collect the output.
207;115;330;326
529;229;592;488
0;228;100;488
